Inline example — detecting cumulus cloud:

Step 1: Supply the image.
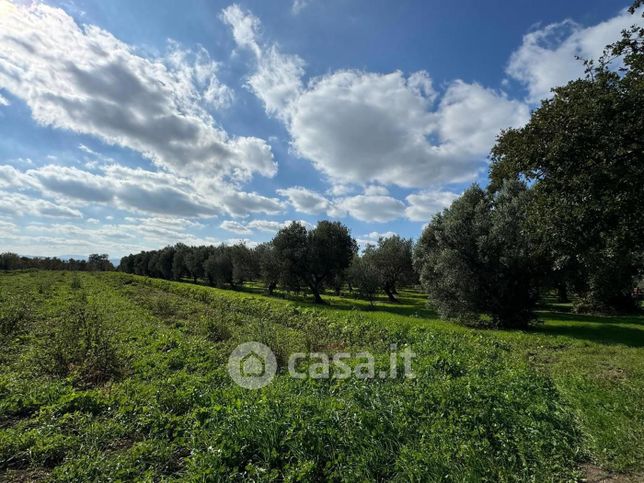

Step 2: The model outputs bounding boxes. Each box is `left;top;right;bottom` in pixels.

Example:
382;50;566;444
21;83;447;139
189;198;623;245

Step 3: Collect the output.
277;182;460;223
404;190;460;222
289;72;529;188
277;186;331;215
506;9;642;102
220;190;285;217
0;1;276;182
222;5;529;189
0;92;8;106
0;163;285;219
363;185;390;196
335;193;406;223
277;185;407;223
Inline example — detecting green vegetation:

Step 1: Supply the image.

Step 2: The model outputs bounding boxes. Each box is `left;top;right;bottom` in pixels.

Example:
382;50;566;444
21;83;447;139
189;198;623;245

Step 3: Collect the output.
489;8;644;313
1;271;642;481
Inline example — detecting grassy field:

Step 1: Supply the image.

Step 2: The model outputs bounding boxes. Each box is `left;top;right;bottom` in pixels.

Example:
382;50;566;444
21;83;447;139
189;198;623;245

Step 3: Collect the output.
0;271;642;481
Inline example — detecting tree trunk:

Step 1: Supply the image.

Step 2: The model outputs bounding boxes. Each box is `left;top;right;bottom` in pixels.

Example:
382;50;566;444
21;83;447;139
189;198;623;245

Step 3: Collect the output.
309;277;327;304
312;289;326;304
557;283;569;303
384;285;398;303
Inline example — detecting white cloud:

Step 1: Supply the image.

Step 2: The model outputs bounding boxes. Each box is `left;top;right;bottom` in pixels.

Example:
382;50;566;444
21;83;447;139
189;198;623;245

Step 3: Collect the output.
0;217;223;259
220;190;285;217
220;219;252;234
0;163;285;219
221;5;304;119
0;191;82;218
220;4;262;57
335;194;406;223
0;164;32;188
249;45;305;119
277;185;409;223
507;9;641;102
0;92;8;106
327;184;356;197
277;183;458;224
223;6;529;189
219;218;311;235
289;72;529;188
164;40;234;110
405;190;460;222
0;1;276;182
436;81;529;156
364;185;389;196
246;219;286;232
277;186;331;215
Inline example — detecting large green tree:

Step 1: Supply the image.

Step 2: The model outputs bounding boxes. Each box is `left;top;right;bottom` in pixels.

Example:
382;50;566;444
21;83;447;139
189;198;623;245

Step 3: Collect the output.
348;251;382;306
272;221;356;304
489;6;644;312
414;181;545;328
254;242;281;295
365;235;415;302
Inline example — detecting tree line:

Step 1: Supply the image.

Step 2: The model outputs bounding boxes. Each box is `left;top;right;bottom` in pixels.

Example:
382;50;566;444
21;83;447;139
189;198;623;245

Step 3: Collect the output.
0;253;114;272
119;221;417;306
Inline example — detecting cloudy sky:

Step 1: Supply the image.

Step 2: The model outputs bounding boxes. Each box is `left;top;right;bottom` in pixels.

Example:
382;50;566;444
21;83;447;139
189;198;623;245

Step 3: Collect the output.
0;0;640;258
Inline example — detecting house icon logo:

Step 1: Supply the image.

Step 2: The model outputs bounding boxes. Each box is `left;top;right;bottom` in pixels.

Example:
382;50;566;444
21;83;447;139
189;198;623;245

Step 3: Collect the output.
228;341;277;389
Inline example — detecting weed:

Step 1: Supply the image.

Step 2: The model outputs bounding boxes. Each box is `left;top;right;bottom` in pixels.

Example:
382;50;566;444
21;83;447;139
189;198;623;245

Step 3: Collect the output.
35;293;121;386
0;294;33;339
70;275;81;290
1;271;642;480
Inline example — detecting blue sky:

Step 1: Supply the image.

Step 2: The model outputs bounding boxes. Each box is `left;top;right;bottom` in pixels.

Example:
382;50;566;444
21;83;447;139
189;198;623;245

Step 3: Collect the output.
0;0;640;258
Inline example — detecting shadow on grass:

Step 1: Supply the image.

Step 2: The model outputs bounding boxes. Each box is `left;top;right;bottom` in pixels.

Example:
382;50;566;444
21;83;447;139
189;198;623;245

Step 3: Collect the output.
281;291;440;320
158;276;644;347
528;310;644;348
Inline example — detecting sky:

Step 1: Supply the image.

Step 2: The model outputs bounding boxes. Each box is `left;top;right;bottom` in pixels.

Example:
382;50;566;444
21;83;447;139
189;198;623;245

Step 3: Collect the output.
0;0;641;259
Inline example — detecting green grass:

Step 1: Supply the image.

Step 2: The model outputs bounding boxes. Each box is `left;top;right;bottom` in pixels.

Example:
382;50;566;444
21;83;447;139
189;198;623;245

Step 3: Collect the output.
0;271;642;481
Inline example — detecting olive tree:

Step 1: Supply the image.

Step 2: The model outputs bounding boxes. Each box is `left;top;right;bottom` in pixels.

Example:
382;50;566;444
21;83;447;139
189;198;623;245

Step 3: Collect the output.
489;5;644;312
367;235;415;302
414;181;545;328
272;221;356;304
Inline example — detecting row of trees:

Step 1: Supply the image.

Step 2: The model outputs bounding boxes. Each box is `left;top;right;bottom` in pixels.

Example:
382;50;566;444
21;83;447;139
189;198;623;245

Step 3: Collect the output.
0;253;114;272
119;221;417;305
414;4;643;326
